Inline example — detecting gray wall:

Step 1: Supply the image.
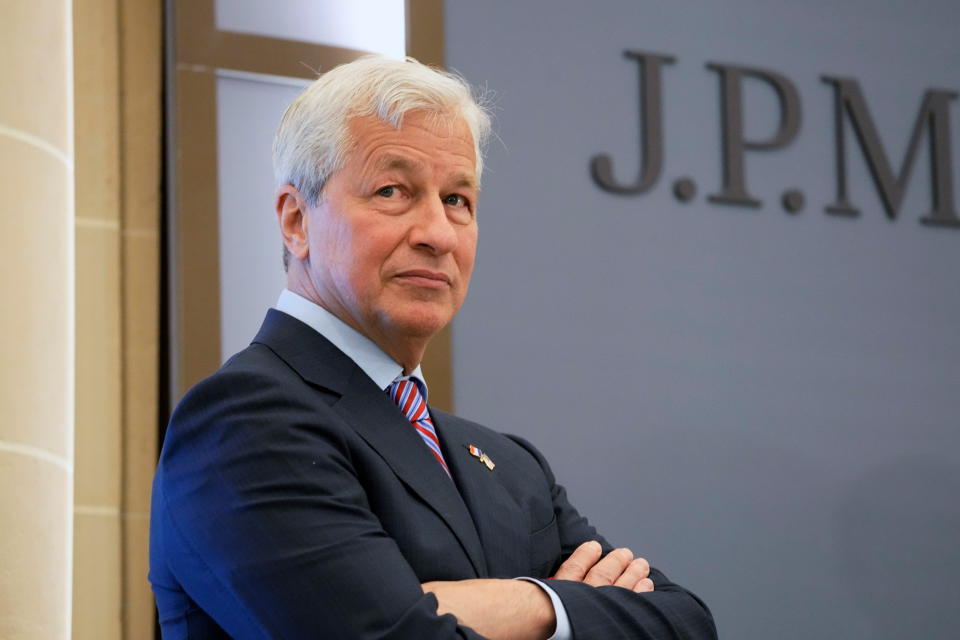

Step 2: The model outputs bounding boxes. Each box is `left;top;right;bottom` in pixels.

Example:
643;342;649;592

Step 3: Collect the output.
446;1;960;638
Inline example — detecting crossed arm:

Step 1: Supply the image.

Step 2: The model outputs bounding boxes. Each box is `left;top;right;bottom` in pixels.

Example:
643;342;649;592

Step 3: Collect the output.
423;541;655;640
153;367;716;639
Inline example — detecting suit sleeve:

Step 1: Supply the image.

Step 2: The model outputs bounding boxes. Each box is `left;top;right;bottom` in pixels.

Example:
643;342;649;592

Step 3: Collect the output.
506;435;718;640
151;365;488;640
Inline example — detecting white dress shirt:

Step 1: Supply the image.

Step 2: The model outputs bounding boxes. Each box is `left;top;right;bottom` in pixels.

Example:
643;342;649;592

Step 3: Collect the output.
275;289;572;640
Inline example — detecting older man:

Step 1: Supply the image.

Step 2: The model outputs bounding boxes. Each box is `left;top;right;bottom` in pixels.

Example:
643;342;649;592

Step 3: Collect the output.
150;56;716;640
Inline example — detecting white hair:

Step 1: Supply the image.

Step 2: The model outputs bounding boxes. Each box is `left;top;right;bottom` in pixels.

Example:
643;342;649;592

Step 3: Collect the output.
273;55;493;207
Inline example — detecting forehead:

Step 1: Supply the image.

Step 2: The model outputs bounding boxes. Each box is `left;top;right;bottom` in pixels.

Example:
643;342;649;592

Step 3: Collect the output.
345;112;477;180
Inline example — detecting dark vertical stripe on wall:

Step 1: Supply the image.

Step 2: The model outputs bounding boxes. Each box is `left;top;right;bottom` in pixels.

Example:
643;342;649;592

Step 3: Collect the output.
173;65;222;398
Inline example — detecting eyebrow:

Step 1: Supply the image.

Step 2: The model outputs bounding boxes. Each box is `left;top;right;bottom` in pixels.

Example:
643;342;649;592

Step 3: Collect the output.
449;172;479;191
373;154;425;174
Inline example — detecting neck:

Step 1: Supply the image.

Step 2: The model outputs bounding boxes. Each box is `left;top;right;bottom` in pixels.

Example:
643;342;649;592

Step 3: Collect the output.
381;341;427;376
286;274;427;375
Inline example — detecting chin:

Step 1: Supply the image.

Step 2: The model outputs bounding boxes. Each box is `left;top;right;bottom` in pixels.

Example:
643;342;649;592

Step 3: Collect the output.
388;307;454;339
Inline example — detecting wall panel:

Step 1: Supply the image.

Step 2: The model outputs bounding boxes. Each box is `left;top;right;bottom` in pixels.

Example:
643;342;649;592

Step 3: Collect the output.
446;2;960;638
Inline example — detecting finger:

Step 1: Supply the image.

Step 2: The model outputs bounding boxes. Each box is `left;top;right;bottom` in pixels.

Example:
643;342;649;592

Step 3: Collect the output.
583;547;634;587
613;556;650;589
634;578;655;593
553;540;603;581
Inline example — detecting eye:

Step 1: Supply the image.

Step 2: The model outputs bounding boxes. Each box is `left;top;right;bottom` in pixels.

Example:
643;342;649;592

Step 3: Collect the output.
443;193;474;224
376;185;399;198
442;194;470;208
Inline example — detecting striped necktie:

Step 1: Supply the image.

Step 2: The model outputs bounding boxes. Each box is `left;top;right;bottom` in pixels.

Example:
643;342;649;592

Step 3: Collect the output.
388;377;450;476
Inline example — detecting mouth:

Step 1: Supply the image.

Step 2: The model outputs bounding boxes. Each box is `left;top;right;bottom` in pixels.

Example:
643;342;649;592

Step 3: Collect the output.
393;269;452;289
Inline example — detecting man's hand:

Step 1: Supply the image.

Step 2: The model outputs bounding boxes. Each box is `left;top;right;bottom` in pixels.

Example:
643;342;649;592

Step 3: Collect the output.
553;541;654;593
422;578;556;640
421;543;653;639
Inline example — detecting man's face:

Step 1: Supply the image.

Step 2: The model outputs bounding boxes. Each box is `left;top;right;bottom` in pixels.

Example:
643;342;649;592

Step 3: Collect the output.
303;111;479;353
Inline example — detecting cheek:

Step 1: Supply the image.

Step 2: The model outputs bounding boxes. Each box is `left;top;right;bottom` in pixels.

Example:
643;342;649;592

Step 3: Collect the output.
310;222;367;296
456;231;478;278
317;219;371;266
360;219;413;264
346;225;402;283
310;216;347;259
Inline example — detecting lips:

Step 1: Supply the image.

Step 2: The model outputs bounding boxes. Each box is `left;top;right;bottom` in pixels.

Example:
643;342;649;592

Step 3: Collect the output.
394;269;452;288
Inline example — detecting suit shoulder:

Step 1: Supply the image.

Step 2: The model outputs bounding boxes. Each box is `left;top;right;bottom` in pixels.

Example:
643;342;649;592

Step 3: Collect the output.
200;342;299;387
164;343;346;455
174;342;334;412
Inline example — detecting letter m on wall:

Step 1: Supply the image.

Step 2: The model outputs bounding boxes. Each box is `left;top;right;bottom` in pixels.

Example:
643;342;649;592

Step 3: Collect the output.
822;76;959;227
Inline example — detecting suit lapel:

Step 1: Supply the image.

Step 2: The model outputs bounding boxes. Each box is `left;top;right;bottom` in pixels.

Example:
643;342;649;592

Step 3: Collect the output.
253;310;487;577
333;373;488;577
435;411;530;578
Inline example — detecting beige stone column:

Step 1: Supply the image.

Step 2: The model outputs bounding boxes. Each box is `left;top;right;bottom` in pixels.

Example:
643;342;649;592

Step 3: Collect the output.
70;1;162;638
72;0;123;636
0;1;75;639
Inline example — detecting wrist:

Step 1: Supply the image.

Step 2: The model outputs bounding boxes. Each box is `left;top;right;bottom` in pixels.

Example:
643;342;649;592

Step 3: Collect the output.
518;579;557;638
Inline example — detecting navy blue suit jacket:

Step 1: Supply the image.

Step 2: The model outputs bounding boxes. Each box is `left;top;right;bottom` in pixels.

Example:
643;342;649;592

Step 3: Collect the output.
150;310;717;639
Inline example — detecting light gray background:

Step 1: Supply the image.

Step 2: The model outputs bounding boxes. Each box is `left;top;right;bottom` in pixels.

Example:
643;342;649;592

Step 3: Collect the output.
216;71;305;361
446;1;960;638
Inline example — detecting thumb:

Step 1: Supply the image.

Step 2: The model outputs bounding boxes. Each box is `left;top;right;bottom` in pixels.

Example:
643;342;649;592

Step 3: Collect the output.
552;540;603;582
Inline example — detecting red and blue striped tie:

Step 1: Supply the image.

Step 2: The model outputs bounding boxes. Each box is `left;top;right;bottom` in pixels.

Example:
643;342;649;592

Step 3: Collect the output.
388;378;450;476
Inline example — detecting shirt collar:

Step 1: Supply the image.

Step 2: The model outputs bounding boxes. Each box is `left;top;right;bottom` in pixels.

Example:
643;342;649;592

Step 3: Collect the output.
274;289;428;397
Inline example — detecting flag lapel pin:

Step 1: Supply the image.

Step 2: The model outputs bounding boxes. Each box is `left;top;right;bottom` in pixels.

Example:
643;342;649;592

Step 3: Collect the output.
467;444;495;471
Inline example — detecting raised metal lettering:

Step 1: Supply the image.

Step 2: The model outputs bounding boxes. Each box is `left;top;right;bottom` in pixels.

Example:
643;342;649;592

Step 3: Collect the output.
822;76;959;227
590;50;675;195
706;62;802;208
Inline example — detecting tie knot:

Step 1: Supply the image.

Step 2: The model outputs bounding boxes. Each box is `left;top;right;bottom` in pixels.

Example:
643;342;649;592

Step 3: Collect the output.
388;377;429;423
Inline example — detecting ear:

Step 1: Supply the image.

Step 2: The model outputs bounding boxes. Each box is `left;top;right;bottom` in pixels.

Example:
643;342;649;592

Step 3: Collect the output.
276;185;310;262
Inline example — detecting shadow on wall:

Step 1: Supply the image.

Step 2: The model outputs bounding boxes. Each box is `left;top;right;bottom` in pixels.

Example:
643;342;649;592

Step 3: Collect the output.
837;454;960;637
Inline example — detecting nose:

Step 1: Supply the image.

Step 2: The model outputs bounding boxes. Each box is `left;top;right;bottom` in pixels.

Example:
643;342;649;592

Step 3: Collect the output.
408;196;458;255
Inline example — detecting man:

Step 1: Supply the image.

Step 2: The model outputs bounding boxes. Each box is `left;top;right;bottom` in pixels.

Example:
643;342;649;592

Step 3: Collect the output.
150;55;716;640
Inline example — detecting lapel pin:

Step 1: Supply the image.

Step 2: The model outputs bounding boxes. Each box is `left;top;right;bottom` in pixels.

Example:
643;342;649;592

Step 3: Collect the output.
467;444;496;471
